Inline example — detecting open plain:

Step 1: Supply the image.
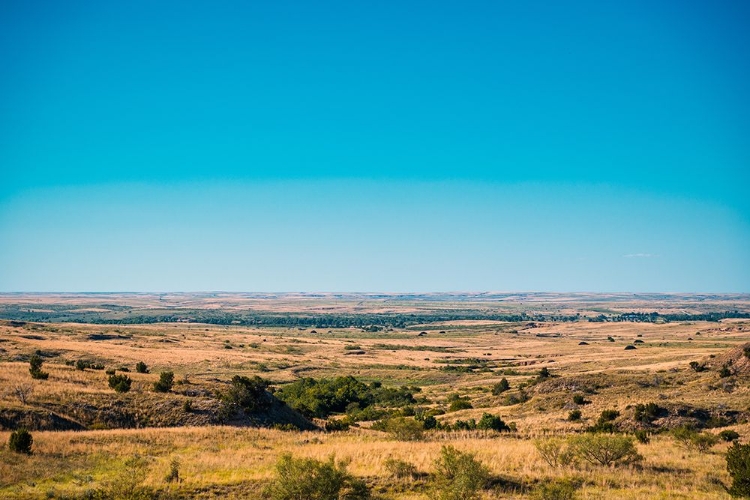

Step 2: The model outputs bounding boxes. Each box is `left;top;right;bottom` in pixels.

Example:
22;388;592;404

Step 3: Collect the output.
1;293;749;499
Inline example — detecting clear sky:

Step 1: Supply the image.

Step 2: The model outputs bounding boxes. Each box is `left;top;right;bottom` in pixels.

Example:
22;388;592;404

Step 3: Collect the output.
1;1;748;292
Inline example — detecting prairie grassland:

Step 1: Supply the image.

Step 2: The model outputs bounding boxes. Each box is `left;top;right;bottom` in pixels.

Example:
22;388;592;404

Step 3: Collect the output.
0;310;748;498
0;425;742;499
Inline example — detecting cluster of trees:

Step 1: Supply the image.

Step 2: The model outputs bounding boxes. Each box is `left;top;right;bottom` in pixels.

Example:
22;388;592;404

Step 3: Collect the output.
275;376;418;419
589;311;749;323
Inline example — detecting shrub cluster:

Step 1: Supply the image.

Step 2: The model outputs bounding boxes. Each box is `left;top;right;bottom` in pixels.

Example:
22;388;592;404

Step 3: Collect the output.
275;376;417;419
9;428;33;454
108;373;132;393
219;375;271;419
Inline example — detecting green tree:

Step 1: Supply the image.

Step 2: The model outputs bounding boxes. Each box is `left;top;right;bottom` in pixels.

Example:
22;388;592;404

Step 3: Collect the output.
727;441;750;497
492;378;510;395
153;371;174;392
29;355;49;380
108;373;132;393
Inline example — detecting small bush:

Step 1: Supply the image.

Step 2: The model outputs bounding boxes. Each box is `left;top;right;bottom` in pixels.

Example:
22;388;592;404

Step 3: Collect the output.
492;378;511;395
423;415;438;430
432;445;489;500
448;399;473;412
477;413;510;432
634;403;663;424
380;417;424;441
29;355;49;380
588;409;619;433
538;367;551;379
384;457;418;480
569;434;642;467
720;430;741;442
535;438;575;468
720;365;733;378
266;454;370;500
727;441;750;497
672;426;719;453
153;371;174;392
9;428;33;454
108;373;132;393
135;361;149;374
572;394;588;405
324;419;350;432
568;410;582;421
689;361;707;372
183;400;193;413
634;430;651;444
164;458;180;483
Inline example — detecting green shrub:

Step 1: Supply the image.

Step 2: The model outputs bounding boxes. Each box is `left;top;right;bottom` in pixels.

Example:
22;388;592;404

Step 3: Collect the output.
29;355;49;380
492;378;510;395
220;375;270;419
568;410;582;422
432;445;489;500
720;430;741;442
634;430;651;444
532;479;577;500
378;417;424;441
108;373;132;393
423;415;438;430
572;394;587;405
384;457;418;480
727;441;750;497
568;434;642;466
266;454;370;500
324;419;350;432
183;400;193;413
8;428;33;454
448;399;473;412
534;438;575;468
634;403;663;424
588;409;619;433
477;413;510;432
135;361;149;374
164;458;180;483
538;367;551;379
720;365;733;378
153;371;174;392
672;426;719;453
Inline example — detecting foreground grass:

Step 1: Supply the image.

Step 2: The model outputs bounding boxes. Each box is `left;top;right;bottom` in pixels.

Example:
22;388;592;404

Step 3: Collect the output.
0;425;739;499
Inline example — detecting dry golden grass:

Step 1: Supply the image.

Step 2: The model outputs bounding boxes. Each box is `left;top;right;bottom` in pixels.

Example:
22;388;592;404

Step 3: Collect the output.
0;302;748;498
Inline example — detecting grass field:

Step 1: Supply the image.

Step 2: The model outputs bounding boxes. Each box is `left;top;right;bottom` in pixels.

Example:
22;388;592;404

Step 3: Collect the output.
0;294;748;499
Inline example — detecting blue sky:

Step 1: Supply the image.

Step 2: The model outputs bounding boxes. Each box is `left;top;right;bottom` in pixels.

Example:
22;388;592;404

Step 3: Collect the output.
1;1;748;292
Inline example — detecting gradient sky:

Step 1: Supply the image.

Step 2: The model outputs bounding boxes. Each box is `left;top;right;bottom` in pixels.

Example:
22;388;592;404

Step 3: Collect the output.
1;1;748;292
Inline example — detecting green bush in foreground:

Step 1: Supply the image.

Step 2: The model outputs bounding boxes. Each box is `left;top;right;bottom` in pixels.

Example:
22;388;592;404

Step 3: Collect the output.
135;361;149;374
9;428;33;454
432;445;489;500
266;454;370;500
727;441;750;497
